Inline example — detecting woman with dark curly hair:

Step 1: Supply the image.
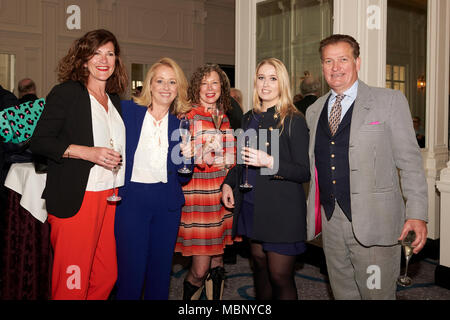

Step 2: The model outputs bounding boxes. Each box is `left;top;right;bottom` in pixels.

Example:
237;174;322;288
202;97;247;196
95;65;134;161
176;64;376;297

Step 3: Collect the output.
175;64;239;300
30;29;128;299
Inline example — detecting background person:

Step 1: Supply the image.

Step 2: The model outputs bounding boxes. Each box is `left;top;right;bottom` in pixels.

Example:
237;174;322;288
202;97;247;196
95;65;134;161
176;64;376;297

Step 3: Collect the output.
222;58;310;300
413;116;425;148
17;78;38;104
294;72;321;115
30;29;128;300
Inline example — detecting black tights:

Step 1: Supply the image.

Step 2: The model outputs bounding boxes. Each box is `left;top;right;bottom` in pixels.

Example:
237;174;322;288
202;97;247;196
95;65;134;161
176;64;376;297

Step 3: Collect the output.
250;241;298;300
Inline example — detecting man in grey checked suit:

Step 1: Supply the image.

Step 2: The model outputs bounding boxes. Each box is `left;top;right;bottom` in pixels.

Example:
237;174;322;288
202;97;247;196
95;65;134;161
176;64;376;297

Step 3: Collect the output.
305;34;428;300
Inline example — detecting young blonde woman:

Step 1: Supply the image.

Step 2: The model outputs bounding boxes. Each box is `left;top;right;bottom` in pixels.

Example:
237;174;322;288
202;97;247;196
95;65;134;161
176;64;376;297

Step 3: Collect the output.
114;57;192;300
222;58;310;300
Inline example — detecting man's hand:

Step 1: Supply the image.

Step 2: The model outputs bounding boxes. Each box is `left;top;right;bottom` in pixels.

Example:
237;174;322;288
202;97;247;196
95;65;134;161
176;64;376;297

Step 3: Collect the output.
399;219;427;254
222;184;235;209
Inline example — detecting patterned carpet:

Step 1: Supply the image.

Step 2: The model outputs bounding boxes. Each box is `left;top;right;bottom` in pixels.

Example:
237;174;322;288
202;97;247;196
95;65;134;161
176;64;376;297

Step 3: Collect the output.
168;242;450;300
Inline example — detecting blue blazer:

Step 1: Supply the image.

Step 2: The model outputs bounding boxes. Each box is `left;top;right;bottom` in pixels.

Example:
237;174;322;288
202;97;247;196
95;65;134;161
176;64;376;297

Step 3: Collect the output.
118;100;191;211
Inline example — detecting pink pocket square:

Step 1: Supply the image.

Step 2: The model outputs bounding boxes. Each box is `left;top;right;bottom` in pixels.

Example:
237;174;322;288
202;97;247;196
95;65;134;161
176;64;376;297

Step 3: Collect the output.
369;121;380;125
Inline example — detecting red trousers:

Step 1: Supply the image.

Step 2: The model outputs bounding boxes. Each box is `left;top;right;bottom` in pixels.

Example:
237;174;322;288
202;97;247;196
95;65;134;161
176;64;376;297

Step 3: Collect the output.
47;189;117;300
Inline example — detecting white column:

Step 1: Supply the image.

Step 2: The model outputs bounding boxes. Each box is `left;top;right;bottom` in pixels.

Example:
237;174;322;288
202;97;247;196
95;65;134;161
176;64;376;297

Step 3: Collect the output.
436;168;450;268
423;0;450;239
235;0;262;112
436;164;450;288
42;0;59;96
333;0;387;88
192;0;207;70
432;0;450;289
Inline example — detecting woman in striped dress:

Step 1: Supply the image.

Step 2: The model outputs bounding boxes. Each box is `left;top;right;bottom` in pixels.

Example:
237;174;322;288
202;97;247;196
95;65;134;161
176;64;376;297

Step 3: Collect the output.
175;64;238;300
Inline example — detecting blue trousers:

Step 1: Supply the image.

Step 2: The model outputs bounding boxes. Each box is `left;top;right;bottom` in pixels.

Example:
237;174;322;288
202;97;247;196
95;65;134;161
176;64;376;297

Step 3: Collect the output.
114;182;181;300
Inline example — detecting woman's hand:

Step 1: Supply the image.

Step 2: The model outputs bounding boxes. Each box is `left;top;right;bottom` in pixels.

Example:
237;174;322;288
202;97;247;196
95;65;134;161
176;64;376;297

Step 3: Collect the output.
221;184;235;209
89;146;122;170
202;134;223;155
67;145;122;171
181;140;194;159
241;147;273;168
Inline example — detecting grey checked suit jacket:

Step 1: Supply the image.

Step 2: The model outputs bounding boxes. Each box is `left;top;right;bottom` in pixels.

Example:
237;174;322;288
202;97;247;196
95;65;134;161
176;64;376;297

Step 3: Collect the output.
305;80;428;246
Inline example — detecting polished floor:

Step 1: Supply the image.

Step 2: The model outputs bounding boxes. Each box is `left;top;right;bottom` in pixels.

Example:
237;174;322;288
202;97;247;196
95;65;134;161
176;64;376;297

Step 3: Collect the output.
168;242;450;300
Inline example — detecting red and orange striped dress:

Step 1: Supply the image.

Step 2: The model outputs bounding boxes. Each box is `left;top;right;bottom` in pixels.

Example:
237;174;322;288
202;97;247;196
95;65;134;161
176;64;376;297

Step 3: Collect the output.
175;105;239;256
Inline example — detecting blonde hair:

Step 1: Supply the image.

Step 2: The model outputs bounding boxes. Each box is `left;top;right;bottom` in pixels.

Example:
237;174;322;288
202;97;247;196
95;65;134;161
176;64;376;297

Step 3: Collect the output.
133;57;190;115
252;58;299;131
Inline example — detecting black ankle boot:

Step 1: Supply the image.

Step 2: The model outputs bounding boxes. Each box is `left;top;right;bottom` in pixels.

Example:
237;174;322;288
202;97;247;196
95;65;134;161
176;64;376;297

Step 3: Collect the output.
183;280;204;300
205;266;226;300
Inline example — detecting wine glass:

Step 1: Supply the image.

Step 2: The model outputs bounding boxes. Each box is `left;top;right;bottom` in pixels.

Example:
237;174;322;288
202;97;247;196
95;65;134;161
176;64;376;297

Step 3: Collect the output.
107;144;123;202
397;230;416;287
209;108;223;146
211;108;223;132
178;117;192;174
239;136;253;190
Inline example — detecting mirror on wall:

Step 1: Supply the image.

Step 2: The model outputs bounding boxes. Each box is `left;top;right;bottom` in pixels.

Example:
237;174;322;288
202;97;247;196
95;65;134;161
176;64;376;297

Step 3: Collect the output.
387;0;427;148
131;63;152;96
256;0;333;99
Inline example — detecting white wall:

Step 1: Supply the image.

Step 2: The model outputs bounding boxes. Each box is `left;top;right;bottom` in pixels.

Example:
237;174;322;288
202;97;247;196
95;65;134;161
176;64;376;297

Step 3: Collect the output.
0;0;236;99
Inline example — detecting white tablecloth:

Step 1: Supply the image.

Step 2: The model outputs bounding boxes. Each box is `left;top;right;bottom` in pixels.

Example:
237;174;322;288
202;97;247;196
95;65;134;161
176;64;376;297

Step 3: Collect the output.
4;162;47;223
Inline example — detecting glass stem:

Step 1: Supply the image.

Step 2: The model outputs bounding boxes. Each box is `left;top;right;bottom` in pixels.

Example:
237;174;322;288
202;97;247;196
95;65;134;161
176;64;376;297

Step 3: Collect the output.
112;173;116;196
404;255;411;277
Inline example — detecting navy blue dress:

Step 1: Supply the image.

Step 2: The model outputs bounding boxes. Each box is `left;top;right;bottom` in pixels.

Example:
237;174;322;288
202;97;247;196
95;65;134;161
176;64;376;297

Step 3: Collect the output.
236;112;306;256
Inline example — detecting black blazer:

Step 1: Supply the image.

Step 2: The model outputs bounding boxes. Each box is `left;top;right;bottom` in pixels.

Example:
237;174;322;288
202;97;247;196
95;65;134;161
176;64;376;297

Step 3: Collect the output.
30;80;121;218
223;107;310;243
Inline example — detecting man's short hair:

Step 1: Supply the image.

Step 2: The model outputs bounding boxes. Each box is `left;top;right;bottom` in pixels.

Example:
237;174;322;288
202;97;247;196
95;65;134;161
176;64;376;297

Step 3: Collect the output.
18;78;36;95
319;34;360;60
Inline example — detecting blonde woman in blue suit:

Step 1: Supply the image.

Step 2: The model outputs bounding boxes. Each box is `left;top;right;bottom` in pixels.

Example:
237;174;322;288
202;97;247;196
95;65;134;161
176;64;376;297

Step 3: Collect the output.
114;58;192;300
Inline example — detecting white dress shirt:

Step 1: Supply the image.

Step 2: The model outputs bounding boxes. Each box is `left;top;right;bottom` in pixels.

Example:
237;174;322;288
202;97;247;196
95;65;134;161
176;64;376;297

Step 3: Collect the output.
85;94;126;191
131;111;169;184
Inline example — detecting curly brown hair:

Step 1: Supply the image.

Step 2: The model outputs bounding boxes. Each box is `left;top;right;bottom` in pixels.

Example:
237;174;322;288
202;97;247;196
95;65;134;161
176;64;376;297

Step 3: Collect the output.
57;29;128;94
187;64;231;113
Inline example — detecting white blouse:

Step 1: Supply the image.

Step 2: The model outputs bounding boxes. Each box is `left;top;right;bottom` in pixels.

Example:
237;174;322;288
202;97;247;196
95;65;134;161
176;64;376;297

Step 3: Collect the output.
131;110;168;184
85;94;126;191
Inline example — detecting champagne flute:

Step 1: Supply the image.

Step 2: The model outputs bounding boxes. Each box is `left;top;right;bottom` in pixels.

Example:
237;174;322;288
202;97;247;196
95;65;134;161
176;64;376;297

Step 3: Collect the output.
210;108;223;146
397;230;416;287
211;108;223;132
178;117;192;174
239;136;253;190
107;144;123;202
